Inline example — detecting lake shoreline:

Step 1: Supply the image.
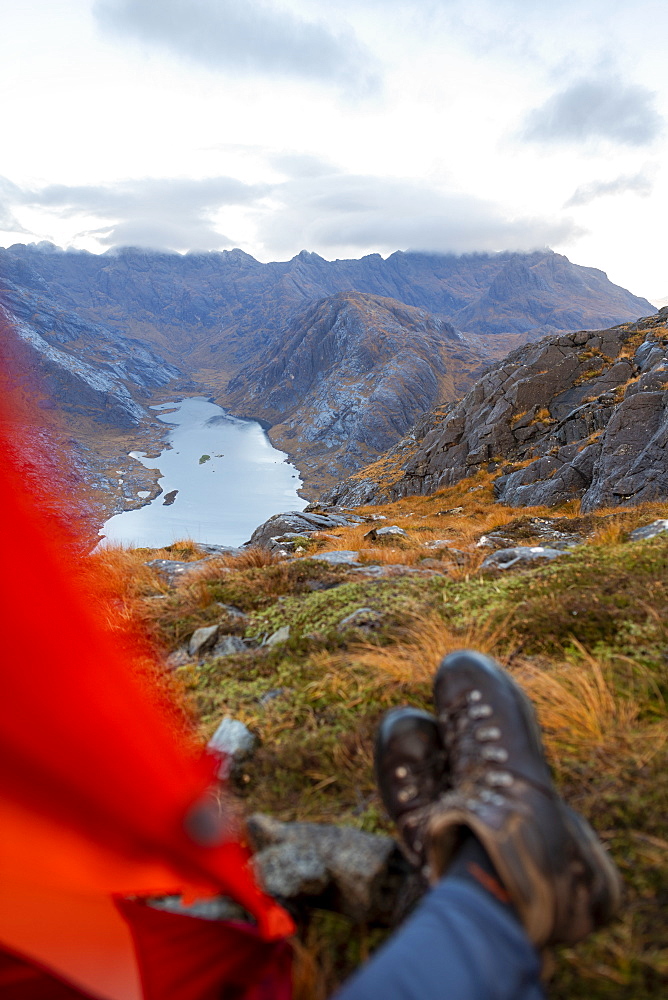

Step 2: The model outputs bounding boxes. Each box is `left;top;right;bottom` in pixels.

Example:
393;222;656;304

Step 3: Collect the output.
97;398;307;549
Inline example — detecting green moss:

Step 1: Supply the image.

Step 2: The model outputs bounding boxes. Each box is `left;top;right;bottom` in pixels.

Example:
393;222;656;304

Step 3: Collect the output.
134;526;667;998
245;575;432;641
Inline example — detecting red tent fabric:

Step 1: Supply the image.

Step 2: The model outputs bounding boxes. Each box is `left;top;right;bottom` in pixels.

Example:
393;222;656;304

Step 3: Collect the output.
0;314;295;998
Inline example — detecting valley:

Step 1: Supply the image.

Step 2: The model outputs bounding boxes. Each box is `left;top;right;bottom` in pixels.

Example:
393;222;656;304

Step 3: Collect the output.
0;243;655;520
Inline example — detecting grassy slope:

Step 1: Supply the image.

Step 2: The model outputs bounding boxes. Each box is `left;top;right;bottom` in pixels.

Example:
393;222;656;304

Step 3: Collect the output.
91;479;668;998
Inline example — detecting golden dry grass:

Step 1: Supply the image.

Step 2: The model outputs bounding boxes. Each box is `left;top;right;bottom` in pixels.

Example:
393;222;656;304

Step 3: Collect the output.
515;642;668;765
346;611;514;687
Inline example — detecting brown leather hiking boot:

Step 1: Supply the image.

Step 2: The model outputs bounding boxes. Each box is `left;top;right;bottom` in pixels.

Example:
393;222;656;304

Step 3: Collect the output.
374;707;448;868
426;650;621;947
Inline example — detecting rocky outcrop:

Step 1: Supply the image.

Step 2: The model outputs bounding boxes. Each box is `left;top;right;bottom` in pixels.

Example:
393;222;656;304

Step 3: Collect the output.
325;310;668;512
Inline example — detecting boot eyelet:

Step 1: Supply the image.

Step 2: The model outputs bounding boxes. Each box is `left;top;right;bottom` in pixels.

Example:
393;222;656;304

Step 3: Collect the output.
467;689;482;703
486;770;513;787
398;785;418;803
475;726;502;741
395;765;408;778
468;704;493;719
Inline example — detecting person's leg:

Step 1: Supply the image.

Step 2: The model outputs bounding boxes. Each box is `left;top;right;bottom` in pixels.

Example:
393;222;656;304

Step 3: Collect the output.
335;868;544;1000
334;651;621;999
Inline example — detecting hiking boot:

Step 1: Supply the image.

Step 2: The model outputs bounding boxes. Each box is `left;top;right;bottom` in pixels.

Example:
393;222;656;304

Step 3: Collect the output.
426;650;621;947
375;707;448;868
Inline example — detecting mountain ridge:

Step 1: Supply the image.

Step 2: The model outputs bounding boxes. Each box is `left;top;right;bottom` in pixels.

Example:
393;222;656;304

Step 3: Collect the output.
0;241;655;509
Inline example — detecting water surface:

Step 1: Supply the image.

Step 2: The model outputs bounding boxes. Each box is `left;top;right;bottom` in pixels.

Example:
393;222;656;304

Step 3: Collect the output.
99;397;306;548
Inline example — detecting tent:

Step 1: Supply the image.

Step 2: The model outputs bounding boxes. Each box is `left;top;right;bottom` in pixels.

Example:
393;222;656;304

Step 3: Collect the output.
0;316;295;998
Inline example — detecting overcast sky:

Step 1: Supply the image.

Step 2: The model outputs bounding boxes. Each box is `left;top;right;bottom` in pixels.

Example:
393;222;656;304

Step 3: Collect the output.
1;0;666;304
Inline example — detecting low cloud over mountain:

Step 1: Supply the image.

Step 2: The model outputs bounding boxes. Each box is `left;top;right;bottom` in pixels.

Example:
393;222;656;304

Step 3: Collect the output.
0;169;582;257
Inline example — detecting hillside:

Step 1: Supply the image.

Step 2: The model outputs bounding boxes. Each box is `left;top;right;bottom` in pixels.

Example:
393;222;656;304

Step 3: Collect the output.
92;481;668;999
326;308;668;512
226;291;490;492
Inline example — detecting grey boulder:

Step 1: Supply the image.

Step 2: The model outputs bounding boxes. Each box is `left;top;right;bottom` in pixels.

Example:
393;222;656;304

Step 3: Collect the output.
482;546;566;571
629;519;668;541
188;624;220;657
207;717;257;778
363;525;408;542
248;814;414;925
248;511;363;549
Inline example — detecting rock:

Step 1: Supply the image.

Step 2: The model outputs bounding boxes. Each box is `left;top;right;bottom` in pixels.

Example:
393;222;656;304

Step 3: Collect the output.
162;489;179;506
258;688;288;706
210;635;248;657
307;550;361;565
247;814;417;926
264;625;291;647
165;647;192;669
424;539;453;550
146;558;210;585
195;543;243;557
248;511;361;549
363;525;408;543
351;563;438;577
481;546;567;571
337;608;385;632
188;624;220;657
216;603;248;620
326;310;668;512
207;718;257;778
149;895;248;923
628;519;668;541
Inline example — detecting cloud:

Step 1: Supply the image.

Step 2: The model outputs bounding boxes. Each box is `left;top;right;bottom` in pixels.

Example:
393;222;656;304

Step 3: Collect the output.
565;170;654;207
0;177;33;235
94;0;380;94
4;169;582;258
522;76;663;146
258;172;583;258
15;176;269;251
269;153;337;179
